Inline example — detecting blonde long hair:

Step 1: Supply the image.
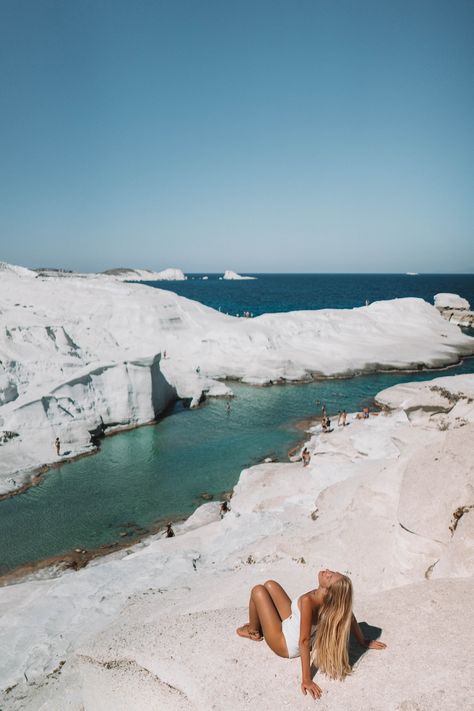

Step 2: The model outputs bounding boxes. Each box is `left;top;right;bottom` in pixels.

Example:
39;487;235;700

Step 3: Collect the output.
310;574;353;680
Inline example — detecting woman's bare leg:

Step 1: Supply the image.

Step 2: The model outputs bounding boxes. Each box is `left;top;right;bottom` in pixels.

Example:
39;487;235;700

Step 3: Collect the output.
237;582;291;657
236;588;266;641
263;580;292;620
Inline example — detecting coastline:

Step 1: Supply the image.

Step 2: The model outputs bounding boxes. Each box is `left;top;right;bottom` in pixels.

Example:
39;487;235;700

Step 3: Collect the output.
1;356;474;581
1;271;474;707
0;393;317;582
0;358;468;580
2;270;474;504
0;513;184;586
0;409;179;502
2;354;473;502
1;371;473;710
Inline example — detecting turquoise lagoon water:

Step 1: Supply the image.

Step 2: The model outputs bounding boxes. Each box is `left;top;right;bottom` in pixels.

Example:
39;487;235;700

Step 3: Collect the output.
1;358;474;575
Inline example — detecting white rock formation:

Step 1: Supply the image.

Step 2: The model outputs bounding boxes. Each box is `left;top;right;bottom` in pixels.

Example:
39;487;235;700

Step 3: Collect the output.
434;292;474;328
0;265;473;494
105;267;187;281
434;293;470;310
1;374;473;710
222;270;256;280
153;268;187;281
376;373;474;416
0;261;37;278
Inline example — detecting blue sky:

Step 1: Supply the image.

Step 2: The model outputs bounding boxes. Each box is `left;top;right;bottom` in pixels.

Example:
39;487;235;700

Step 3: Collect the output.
0;0;473;273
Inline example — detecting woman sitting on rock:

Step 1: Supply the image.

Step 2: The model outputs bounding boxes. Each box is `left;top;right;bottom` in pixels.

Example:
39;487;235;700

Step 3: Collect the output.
236;569;386;700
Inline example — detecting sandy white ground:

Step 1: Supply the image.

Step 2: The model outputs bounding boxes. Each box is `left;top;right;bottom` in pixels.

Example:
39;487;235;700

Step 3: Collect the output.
1;263;473;495
1;373;473;711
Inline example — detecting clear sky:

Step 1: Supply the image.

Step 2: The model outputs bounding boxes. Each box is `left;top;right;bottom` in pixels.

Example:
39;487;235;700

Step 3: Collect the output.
0;0;473;273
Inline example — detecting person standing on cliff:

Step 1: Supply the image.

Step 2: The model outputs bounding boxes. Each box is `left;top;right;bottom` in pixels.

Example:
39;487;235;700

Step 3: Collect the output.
55;437;60;456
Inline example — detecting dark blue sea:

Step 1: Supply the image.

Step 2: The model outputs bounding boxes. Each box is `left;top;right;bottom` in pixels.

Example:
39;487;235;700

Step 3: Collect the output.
1;274;473;576
144;273;474;318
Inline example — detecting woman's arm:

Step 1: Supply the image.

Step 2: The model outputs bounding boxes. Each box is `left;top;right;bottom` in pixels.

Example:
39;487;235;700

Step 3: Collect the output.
351;614;387;649
299;596;322;700
351;613;366;644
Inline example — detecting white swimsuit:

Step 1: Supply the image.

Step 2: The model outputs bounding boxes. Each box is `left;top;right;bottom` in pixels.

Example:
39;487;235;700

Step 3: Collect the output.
282;596;317;658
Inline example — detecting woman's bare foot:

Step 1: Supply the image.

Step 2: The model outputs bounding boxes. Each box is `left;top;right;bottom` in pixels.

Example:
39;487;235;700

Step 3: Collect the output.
236;624;263;641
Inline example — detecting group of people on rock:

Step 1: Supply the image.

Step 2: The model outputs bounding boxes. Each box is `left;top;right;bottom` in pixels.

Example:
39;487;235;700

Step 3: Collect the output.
321;405;370;430
300;403;371;467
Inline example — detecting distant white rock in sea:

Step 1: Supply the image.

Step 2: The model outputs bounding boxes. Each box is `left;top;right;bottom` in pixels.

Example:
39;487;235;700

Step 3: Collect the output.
223;270;256;280
154;268;187;281
104;267;187;281
202;276;209;280
434;293;470;310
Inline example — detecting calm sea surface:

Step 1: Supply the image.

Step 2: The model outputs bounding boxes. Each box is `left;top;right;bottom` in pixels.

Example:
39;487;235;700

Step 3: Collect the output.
1;274;473;575
144;273;474;316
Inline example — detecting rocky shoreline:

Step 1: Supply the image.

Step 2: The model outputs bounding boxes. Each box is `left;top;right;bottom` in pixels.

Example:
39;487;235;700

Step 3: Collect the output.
1;266;474;709
1;373;473;710
2;266;474;498
437;306;474;328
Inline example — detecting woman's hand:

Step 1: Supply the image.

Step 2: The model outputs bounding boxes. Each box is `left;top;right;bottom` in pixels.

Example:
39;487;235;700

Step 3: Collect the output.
301;680;322;700
364;639;386;650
